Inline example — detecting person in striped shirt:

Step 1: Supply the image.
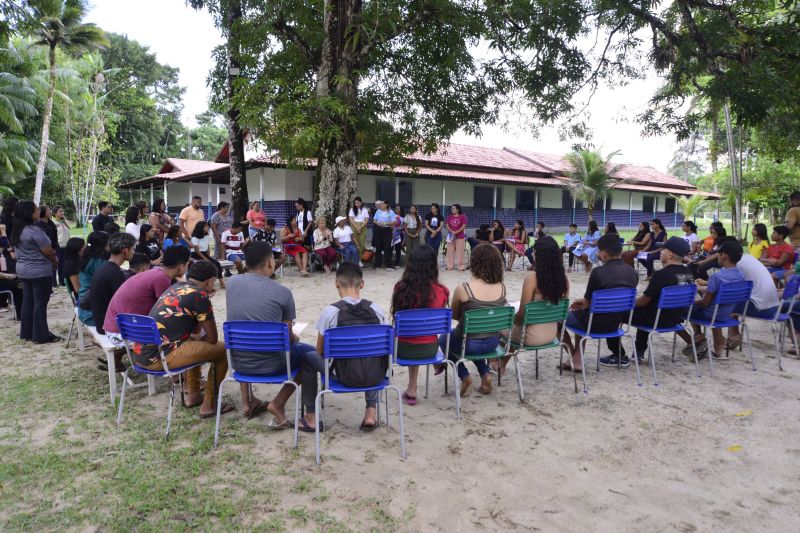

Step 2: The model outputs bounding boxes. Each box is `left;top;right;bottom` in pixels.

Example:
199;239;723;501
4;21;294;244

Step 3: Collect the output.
221;221;246;273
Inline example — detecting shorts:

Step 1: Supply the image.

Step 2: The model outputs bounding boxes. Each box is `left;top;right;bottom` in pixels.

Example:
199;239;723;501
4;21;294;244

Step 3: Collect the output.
226;251;244;262
732;301;778;319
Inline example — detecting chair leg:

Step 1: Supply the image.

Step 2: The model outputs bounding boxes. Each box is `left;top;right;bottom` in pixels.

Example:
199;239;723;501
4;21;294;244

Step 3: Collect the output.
106;350;117;406
116;368;130;427
443;364;448;395
384;389;390;431
389;385;406;460
647;335;658;387
632;335;643;387
743;323;756;371
292;383;301;449
772;322;783;371
534;350;539;381
704;326;713;378
513;354;524;402
213;377;232;448
670;332;677;363
579;338;589;393
424;364;430;399
314;390;328;465
444;360;460;419
65;316;74;348
165;378;176;439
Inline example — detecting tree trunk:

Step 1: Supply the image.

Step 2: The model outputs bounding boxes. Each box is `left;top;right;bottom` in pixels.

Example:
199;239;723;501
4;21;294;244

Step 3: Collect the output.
723;103;742;238
225;0;249;222
314;0;362;221
586;203;594;222
34;44;57;205
709;102;720;175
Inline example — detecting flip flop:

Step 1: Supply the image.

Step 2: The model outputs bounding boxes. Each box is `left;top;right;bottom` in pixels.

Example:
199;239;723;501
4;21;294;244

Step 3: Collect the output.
433;363;446;376
402;392;417;406
359;421;377;432
299;417;323;433
243;399;268;419
557;362;582;373
268;417;291;430
200;401;234;419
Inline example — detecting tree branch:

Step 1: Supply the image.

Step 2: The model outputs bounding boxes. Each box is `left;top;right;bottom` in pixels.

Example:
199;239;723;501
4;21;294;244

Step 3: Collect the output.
272;15;320;66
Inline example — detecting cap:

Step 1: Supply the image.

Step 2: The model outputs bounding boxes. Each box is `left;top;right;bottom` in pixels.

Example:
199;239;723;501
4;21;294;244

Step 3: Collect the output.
335;216;346;224
663;236;690;257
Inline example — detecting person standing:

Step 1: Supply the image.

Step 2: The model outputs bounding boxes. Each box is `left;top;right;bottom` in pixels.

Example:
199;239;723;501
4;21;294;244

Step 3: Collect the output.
92;201;113;233
210;201;232;260
445;204;468;271
424;203;444;259
348;197;369;256
53;206;71;287
372;200;396;271
148;198;173;242
35;205;58;288
11;201;59;344
124;206;141;239
295;198;314;246
403;205;421;259
246;201;266;239
179;196;205;242
392;204;405;267
783;191;800;249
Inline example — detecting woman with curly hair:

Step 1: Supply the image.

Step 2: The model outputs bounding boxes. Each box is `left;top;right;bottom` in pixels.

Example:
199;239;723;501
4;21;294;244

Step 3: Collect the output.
504;219;529;271
440;243;508;397
391;244;450;405
498;236;570;374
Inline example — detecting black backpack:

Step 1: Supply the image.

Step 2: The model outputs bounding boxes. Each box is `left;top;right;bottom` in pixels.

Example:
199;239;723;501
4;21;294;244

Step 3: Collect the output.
330;299;389;388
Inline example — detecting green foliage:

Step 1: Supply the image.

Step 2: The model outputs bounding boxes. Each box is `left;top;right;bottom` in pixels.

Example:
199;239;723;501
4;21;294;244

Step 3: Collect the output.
188;111;227;160
564;148;620;220
675;194;709;221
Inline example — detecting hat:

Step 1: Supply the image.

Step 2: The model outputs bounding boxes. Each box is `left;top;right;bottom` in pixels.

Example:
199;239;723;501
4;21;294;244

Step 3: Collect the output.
663;236;690;257
335;216;346;225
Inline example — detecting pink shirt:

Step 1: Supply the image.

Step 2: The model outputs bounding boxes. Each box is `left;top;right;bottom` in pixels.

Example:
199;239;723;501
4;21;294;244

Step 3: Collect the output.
103;268;172;333
247;209;266;229
447;214;468;239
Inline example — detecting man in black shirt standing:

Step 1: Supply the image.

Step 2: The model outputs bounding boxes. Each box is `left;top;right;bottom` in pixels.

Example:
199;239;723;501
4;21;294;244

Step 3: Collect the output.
90;232;136;335
601;236;694;367
563;233;638;371
91;201;113;233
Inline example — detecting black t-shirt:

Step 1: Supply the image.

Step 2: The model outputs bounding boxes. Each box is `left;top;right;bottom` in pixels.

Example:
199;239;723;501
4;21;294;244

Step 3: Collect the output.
425;212;442;231
35;220;58;248
92;213;112;232
491;228;505;241
585;258;638;300
89;261;126;334
641;263;694;325
136;239;162;261
475;229;491;241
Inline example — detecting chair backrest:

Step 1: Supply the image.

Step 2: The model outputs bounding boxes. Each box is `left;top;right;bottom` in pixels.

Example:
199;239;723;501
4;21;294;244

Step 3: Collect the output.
463;306;515;335
323;324;394;359
394;308;452;337
523;298;569;326
116;313;161;345
782;275;800;302
588;288;637;315
619;237;625;245
713;280;753;306
223;320;290;352
657;284;697;310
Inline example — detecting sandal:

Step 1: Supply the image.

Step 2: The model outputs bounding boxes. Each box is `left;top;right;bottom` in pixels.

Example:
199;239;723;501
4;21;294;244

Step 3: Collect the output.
243;399;268;419
268;417;291;430
433;363;446;376
359;421;378;432
299;417;323;433
726;337;743;350
557;362;582;373
402;392;417;406
200;401;234;419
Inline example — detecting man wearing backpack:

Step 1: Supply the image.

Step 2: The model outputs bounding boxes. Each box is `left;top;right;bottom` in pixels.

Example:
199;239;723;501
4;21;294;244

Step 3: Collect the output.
300;262;388;432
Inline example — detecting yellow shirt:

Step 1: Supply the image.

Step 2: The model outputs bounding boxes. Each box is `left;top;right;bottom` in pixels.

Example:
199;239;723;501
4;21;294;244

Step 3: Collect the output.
179;206;205;236
748;240;768;259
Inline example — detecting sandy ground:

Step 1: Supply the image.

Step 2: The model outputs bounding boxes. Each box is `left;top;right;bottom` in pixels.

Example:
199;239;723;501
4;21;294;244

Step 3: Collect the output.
3;261;800;531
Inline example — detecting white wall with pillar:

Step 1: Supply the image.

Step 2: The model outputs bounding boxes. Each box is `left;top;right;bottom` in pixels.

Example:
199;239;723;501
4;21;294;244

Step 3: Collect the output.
539;187;561;208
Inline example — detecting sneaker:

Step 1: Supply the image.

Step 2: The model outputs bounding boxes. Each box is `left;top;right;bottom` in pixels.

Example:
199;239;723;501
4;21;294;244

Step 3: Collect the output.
359;262;364;267
682;341;704;357
599;354;630;368
223;269;233;278
385;267;395;271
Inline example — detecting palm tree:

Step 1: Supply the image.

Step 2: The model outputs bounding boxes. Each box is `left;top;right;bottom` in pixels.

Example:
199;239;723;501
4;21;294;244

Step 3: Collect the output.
30;0;107;204
675;194;709;221
564;148;620;221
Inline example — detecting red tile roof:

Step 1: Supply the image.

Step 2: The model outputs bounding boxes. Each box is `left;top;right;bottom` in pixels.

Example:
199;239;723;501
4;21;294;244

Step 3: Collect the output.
406;143;552;174
366;163;562;186
156;158;229;177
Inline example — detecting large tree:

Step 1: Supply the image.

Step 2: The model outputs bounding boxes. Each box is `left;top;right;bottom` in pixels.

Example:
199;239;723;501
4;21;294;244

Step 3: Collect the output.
194;0;636;219
29;0;106;204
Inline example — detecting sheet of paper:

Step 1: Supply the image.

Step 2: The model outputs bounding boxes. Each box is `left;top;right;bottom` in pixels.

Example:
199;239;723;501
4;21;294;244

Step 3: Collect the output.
293;322;308;336
510;301;520;312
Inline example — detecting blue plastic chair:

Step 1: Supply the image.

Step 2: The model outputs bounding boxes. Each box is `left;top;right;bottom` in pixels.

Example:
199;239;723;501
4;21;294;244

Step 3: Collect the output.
746;276;800;371
217;321;301;448
115;314;206;438
564;287;637;393
316;324;404;464
689;280;754;375
393;308;461;418
631;284;698;386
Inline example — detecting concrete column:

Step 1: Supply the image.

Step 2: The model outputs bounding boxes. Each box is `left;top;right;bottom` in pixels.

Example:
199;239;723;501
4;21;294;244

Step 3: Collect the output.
164;182;169;212
259;168;264;208
492;186;497;220
150;183;154;208
207;177;213;219
188;182;193;204
602;195;607;226
394;175;400;206
441;181;446;207
628;191;633;228
534;188;539;226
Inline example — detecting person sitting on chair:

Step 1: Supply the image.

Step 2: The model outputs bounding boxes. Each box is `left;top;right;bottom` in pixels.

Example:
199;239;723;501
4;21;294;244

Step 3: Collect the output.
300;262;388;432
221;221;247;273
130;260;232;418
226;242;320;421
607;237;694;368
562;233;638;371
560;224;582;270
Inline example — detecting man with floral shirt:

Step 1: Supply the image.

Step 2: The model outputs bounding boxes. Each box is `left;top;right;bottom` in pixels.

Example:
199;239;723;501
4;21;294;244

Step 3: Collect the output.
130;260;232;418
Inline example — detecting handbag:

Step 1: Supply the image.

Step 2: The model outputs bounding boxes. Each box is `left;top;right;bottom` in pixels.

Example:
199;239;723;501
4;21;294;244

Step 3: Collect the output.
361;249;375;262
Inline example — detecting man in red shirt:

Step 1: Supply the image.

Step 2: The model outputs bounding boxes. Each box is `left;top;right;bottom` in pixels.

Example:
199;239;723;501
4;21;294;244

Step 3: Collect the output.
103;246;191;334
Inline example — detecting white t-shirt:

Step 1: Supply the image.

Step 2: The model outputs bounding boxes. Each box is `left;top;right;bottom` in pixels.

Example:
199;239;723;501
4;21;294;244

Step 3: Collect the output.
683;233;699;249
333;225;353;244
297;210;313;233
191;235;210;252
736;254;780;311
348;208;369;223
125;222;140;239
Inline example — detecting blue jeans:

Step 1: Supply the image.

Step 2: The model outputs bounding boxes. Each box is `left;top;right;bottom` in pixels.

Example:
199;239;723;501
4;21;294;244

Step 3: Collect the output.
338;242;359;263
733;301;778;319
524;246;534;266
426;231;442;256
439;329;499;379
300;344;378;412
